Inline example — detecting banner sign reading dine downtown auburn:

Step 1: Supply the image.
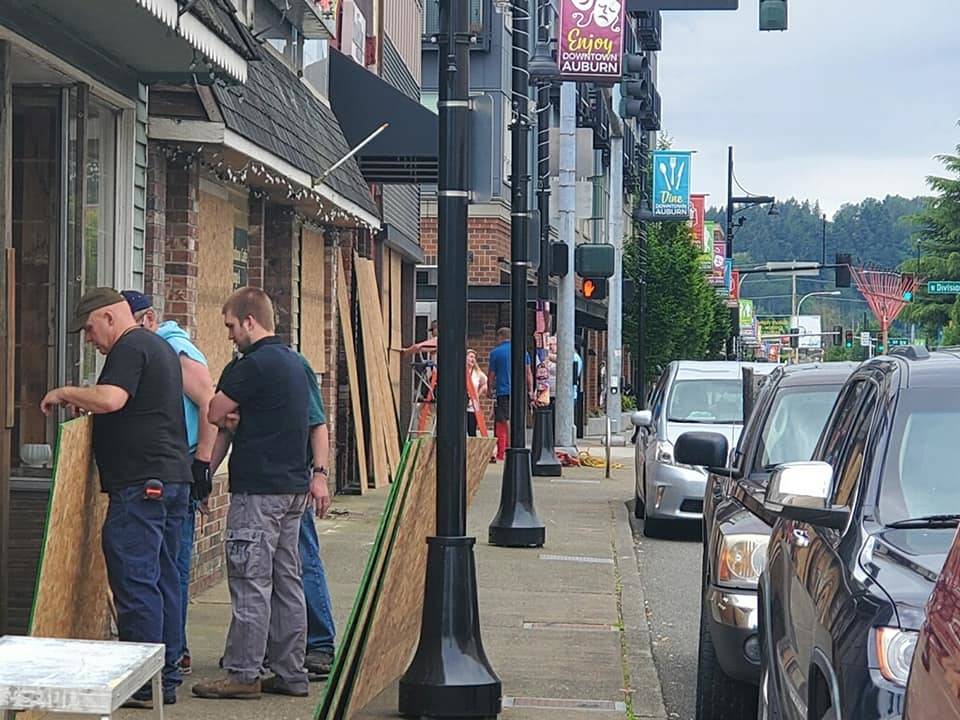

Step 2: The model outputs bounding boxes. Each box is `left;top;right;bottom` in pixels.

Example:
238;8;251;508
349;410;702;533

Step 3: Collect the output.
558;0;625;81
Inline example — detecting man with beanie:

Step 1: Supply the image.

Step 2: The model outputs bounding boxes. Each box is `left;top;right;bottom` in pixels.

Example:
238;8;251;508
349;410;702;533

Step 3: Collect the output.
122;290;216;677
41;287;192;707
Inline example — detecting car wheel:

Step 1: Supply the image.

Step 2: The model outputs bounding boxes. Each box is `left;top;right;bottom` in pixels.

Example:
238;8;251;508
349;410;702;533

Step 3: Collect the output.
695;601;758;720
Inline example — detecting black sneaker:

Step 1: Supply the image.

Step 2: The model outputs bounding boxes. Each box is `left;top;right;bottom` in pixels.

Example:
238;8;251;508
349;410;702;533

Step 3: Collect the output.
122;686;177;708
304;650;333;679
262;675;309;697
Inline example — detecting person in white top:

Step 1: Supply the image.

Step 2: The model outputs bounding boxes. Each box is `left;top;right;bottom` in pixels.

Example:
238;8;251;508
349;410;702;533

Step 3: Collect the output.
466;348;488;436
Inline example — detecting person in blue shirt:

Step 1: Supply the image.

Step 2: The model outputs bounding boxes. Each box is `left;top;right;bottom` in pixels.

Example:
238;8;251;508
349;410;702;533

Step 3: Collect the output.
486;327;533;461
122;291;216;682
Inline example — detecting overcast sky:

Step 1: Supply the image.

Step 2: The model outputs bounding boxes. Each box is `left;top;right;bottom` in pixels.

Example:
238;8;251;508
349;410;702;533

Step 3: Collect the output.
656;0;960;217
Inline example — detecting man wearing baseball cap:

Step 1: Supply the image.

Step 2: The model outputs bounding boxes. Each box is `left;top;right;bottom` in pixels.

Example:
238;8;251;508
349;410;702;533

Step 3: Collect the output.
122;290;216;680
41;287;192;707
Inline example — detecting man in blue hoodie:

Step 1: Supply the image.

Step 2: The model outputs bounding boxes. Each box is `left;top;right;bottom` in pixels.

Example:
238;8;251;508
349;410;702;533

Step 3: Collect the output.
123;291;216;677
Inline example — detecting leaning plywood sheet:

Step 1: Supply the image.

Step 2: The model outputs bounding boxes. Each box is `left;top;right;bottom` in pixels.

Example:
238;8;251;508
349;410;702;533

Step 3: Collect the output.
316;440;422;720
337;260;369;494
354;255;401;484
30;415;110;640
344;437;496;718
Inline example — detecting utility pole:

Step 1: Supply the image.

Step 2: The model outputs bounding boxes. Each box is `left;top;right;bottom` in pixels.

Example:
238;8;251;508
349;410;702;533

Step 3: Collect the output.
555;81;576;448
399;0;501;714
489;0;545;548
530;0;560;477
725;146;734;258
607;86;624;436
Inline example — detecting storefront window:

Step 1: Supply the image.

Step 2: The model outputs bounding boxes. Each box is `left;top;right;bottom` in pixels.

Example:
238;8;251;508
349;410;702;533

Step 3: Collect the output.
302;38;329;97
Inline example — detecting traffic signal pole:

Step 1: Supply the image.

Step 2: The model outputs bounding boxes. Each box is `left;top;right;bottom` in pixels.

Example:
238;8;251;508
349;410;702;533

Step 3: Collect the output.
607;86;624;435
555;81;577;449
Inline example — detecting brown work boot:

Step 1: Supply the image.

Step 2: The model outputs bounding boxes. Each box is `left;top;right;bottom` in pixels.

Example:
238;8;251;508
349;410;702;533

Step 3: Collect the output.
262;675;309;697
192;676;262;700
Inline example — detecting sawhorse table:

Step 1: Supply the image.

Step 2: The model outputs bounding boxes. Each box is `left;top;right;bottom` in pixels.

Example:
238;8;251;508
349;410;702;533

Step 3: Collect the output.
0;636;165;719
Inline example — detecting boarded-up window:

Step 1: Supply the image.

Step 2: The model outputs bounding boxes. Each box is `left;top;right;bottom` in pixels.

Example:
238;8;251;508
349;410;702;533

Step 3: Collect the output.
300;227;326;373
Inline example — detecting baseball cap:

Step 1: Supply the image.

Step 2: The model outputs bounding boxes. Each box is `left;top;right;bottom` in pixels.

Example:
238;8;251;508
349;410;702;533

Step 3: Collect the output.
68;287;126;333
121;290;153;315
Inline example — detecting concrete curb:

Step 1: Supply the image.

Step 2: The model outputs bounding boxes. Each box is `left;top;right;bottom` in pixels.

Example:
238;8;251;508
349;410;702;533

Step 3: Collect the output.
613;500;668;720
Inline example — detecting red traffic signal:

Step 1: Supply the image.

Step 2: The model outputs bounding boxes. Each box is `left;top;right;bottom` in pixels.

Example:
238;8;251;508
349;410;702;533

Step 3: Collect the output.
581;278;607;300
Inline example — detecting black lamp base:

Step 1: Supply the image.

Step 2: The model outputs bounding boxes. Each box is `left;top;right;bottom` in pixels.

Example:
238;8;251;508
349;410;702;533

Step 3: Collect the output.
531;405;562;477
489;448;546;547
399;536;501;718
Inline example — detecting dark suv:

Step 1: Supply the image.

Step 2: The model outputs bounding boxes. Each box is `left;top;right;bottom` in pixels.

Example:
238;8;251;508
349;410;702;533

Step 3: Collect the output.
755;348;960;720
692;363;855;720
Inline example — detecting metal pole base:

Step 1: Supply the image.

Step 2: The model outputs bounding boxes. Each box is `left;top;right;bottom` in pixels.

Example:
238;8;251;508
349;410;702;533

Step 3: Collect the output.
489;448;546;547
399;537;501;718
531;406;561;477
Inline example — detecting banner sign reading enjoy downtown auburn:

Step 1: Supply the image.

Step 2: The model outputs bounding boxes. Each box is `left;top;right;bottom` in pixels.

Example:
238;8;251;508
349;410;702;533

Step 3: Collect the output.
653;150;692;215
557;0;625;81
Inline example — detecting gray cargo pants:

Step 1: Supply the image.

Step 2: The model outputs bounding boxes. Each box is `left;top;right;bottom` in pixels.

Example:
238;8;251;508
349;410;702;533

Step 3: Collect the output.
222;492;309;690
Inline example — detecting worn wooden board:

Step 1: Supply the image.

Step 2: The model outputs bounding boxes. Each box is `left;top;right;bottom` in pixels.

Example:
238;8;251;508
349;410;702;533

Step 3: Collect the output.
316;439;421;720
29;415;110;640
300;227;326;374
340;437;496;719
196;189;236;382
336;261;368;494
354;255;401;486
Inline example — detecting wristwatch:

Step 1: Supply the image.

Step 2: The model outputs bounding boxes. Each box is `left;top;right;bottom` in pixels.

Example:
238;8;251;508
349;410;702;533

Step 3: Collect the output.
313;466;328;476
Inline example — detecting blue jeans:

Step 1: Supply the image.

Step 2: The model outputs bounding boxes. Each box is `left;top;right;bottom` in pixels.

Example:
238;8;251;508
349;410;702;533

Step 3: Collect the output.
176;501;198;658
102;481;190;692
299;512;335;655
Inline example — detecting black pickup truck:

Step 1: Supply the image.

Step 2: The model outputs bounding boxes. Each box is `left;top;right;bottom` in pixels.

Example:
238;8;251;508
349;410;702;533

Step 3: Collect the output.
680;362;857;720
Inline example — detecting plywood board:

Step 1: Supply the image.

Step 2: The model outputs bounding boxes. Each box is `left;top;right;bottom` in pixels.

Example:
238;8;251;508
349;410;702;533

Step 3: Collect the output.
354;255;401;486
336;261;368;494
29;416;110;640
300;227;326;374
197;189;236;382
317;440;422;720
341;437;496;719
352;256;388;488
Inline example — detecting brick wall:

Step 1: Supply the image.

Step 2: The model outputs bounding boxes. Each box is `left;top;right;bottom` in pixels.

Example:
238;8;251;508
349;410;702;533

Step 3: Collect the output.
264;204;297;343
144;145;167;308
248;196;265;288
421;216;510;286
163;161;200;337
320;238;339;487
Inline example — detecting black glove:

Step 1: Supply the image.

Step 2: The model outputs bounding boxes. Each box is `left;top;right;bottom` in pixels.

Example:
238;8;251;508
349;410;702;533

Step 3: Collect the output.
191;459;212;503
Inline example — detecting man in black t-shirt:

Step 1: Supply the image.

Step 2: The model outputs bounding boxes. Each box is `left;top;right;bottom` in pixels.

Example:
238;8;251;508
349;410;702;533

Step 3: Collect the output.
41;287;192;707
192;287;323;700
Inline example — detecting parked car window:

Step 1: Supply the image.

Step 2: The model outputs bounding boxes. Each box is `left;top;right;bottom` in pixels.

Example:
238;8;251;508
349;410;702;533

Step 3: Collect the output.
831;387;878;507
667;380;743;424
819;380;868;467
755;386;842;471
878;388;960;524
650;370;670;421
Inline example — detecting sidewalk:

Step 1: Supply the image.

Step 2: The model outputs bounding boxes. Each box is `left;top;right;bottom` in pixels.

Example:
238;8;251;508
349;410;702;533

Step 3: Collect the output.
115;440;664;720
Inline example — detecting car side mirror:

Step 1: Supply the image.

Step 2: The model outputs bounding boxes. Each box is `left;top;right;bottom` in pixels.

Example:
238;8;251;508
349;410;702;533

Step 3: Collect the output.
631;410;653;428
675;432;729;471
764;462;850;530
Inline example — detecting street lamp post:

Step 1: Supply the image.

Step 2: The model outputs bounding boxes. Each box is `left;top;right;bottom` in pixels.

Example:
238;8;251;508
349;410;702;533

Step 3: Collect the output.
398;0;501;715
793;290;841;364
489;0;546;548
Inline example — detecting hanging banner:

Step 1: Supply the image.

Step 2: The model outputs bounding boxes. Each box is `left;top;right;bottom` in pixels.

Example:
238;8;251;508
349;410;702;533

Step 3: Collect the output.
653;150;692;215
690;194;707;249
557;0;625;81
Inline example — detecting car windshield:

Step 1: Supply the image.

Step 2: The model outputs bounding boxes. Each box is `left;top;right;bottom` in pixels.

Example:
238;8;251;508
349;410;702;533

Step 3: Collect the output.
756;385;841;470
878;388;960;526
667;379;743;424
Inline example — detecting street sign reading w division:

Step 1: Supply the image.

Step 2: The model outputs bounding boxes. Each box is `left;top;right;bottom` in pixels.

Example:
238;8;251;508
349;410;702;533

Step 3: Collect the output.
928;280;960;295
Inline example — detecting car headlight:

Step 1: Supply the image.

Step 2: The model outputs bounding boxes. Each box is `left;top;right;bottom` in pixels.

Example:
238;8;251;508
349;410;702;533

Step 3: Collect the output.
717;533;768;586
656;440;674;464
874;627;918;686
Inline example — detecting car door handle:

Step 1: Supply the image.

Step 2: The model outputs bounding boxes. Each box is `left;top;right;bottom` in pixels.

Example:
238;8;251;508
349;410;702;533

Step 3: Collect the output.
791;529;811;548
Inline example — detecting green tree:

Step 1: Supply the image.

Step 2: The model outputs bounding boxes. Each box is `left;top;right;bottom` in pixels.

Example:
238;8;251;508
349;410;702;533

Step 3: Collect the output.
901;140;960;344
624;218;725;385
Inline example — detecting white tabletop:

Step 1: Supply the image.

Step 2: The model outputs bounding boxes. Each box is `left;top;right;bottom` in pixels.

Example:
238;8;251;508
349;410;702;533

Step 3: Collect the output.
0;636;164;713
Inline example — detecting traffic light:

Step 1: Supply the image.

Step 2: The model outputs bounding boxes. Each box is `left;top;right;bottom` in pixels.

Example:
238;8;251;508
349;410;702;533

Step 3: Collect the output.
759;0;788;31
581;278;607;301
836;254;851;288
789;328;800;350
620;53;650;119
833;325;843;347
845;330;854;349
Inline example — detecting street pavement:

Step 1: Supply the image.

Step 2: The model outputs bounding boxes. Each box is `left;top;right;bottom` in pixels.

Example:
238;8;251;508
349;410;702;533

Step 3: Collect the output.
98;441;668;720
630;514;702;720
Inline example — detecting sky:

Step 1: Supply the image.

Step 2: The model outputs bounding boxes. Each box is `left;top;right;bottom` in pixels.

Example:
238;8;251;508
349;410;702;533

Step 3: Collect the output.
656;0;960;217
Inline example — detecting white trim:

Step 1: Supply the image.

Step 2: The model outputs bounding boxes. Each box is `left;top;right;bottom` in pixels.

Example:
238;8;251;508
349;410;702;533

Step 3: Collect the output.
0;28;135;109
115;106;137;289
134;0;248;83
223;129;381;229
